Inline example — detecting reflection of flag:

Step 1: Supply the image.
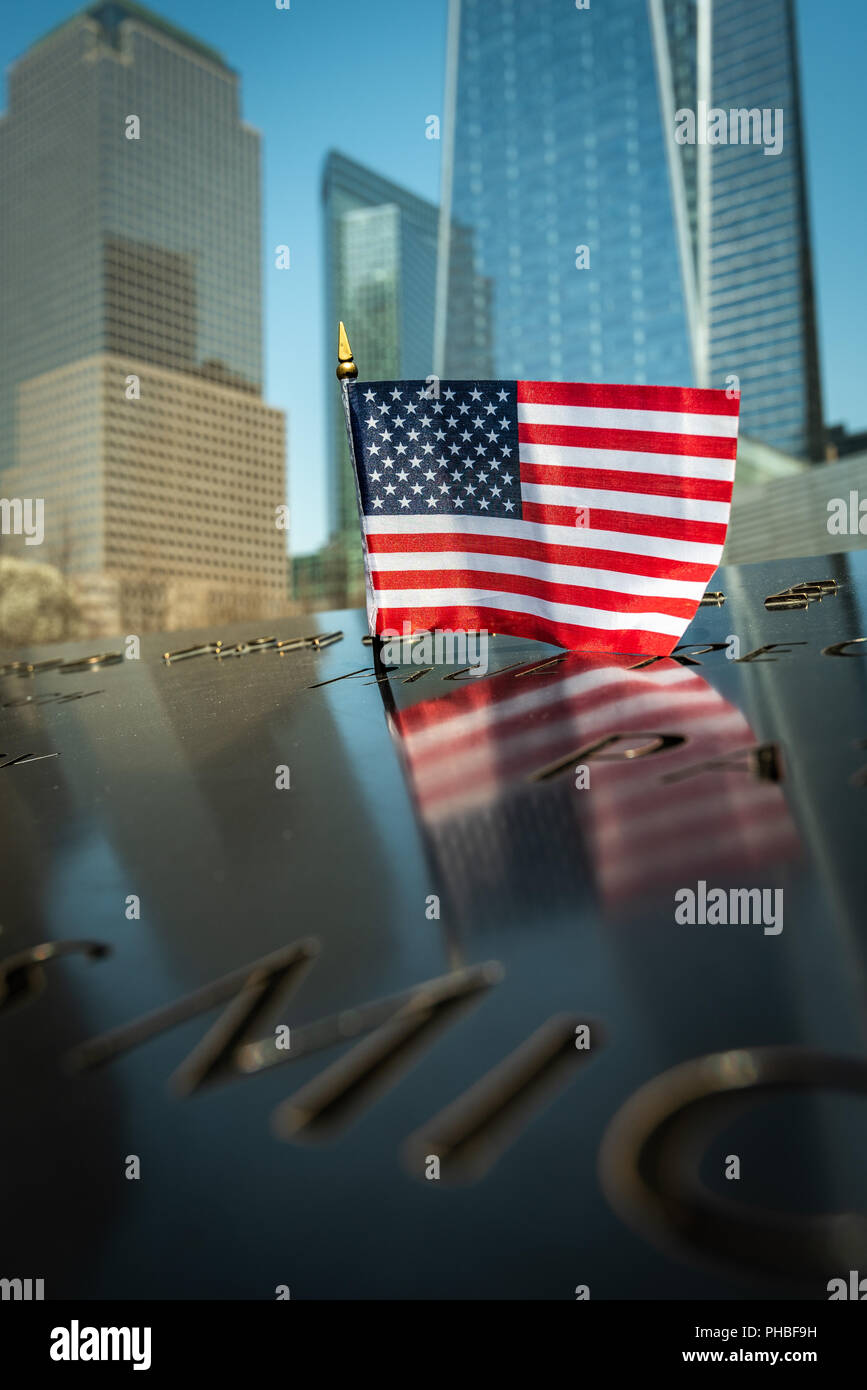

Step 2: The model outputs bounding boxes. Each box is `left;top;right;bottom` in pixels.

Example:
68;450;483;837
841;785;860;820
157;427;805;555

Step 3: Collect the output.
345;380;739;655
388;654;799;916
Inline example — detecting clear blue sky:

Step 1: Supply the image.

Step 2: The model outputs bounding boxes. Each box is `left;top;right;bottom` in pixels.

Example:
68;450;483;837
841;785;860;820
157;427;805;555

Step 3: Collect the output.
2;0;864;554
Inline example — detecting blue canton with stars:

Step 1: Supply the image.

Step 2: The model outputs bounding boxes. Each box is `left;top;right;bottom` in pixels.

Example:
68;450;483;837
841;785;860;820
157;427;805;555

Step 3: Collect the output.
345;381;522;519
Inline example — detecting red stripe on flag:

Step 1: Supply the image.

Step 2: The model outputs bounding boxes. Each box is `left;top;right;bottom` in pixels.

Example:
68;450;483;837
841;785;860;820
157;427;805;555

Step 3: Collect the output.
373;604;676;655
521;501;729;544
518;421;738;459
364;531;718;583
371;567;698;620
518;462;734;502
517;380;740;416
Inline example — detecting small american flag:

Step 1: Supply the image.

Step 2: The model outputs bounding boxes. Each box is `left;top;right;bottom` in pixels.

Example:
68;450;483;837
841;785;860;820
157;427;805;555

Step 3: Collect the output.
343;379;739;655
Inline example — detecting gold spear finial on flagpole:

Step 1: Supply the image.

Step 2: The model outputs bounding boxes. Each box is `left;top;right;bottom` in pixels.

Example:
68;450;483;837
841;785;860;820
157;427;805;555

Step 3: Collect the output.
336;321;357;380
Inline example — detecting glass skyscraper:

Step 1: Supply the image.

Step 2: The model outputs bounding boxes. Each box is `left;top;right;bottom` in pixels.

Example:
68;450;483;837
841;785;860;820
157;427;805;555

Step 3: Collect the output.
323;151;441;545
0;1;286;630
438;0;823;461
708;0;823;459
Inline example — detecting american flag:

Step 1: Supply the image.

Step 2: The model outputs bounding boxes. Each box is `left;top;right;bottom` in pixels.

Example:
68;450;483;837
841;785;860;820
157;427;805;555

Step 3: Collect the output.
344;379;739;655
387;653;800;919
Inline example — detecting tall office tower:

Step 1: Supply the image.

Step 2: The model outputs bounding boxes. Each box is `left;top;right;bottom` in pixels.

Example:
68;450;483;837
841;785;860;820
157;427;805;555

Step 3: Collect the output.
0;2;287;632
708;0;824;460
322;150;490;598
438;0;823;461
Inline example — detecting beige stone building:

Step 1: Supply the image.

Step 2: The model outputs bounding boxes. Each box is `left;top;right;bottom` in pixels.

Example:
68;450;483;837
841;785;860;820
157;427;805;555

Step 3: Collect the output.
3;353;287;634
0;4;289;639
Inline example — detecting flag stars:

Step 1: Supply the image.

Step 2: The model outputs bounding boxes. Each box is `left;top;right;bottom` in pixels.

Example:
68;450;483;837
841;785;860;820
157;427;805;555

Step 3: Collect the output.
353;382;521;521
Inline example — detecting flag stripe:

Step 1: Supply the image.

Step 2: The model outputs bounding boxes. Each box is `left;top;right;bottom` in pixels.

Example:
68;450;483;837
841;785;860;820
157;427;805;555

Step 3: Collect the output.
519;462;734;502
367;548;708;599
363;514;724;567
371;567;698;619
519;440;736;482
373;604;681;653
517;402;740;437
365;528;718;583
520;482;731;522
516;380;741;415
518;421;738;459
521;501;729;544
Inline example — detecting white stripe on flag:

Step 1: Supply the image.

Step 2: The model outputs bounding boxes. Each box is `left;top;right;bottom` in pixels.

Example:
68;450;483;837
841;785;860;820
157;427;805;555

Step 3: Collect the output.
517;402;740;437
363;514;723;566
368;550;708;599
518;441;736;481
520;483;731;522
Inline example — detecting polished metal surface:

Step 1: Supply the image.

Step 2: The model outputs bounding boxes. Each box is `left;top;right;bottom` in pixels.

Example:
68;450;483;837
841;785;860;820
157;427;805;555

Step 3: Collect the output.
1;551;866;1299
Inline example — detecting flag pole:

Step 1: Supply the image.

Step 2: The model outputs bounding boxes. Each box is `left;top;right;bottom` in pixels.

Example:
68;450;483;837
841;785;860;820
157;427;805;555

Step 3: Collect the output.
336;322;390;680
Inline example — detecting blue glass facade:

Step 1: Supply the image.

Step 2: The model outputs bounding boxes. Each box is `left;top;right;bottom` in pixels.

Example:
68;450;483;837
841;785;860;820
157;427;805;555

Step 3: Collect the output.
438;0;694;392
709;0;823;459
440;0;824;461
